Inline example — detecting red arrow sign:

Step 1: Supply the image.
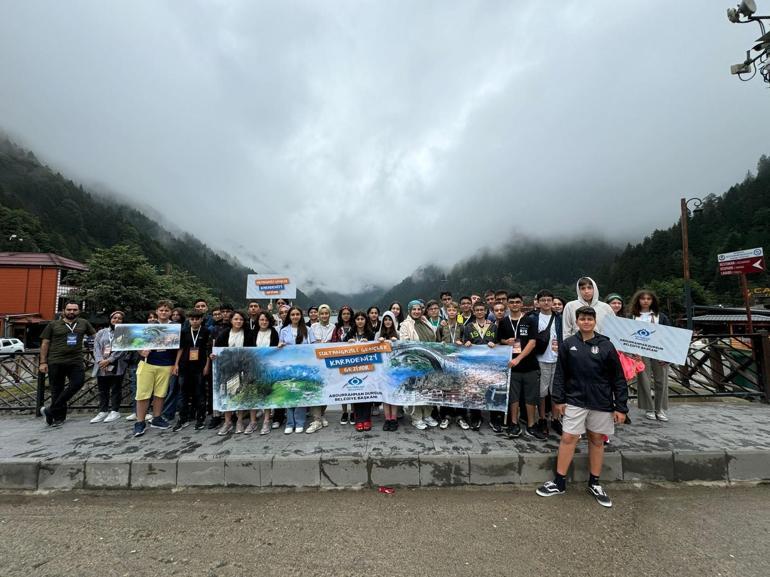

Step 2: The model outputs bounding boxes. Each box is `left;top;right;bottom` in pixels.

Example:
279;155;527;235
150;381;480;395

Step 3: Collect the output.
719;257;766;276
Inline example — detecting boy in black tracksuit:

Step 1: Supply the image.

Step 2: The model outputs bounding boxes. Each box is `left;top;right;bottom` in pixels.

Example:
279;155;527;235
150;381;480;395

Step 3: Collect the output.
536;306;628;508
172;311;212;431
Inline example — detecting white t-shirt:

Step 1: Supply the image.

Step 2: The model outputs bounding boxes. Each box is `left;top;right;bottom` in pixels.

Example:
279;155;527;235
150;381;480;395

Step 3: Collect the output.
256;330;272;348
638;312;653;323
536;312;558;364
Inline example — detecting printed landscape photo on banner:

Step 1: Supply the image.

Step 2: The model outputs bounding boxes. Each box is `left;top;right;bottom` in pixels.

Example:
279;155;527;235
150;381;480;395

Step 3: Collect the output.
212;342;511;412
111;323;182;352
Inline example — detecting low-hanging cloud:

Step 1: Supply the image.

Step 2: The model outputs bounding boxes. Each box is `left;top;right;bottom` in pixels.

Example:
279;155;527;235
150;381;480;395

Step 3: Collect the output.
1;0;768;293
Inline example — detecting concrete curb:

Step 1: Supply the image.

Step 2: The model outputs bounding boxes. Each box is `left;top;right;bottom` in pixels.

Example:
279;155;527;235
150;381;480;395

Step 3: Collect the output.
2;448;769;491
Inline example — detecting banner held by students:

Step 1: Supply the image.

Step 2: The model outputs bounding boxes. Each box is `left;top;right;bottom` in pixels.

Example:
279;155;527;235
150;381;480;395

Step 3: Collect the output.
112;323;181;351
246;274;297;299
212;341;511;412
600;315;692;365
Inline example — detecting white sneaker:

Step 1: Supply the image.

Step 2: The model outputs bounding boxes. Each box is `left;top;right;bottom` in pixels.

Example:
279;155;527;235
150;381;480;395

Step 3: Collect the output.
645;411;656;421
656;410;669;422
125;413;137;421
295;426;304;434
321;417;329;428
424;416;438;427
284;426;294;435
439;418;450;430
90;411;109;424
305;421;323;434
413;419;428;430
104;411;121;423
457;417;470;430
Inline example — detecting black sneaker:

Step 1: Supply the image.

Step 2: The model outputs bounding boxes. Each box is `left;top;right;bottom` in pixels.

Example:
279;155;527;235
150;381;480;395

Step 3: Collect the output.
587;484;613;508
489;421;503;433
536;480;565;497
470;418;482;431
51;420;65;428
194;420;206;430
172;419;189;432
207;415;223;430
40;405;53;426
150;416;171;430
133;421;146;437
550;419;563;436
526;425;547;440
340;412;349;425
507;423;522;438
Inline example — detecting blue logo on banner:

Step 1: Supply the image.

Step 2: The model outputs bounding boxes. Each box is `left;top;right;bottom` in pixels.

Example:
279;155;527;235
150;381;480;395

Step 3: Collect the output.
344;375;368;390
631;328;655;342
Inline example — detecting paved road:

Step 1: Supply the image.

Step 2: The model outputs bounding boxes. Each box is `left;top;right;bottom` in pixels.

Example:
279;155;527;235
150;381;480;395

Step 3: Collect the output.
0;485;766;577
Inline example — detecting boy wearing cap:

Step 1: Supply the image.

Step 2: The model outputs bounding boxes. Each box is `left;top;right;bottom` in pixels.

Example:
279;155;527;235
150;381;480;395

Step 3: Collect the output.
536;306;628;507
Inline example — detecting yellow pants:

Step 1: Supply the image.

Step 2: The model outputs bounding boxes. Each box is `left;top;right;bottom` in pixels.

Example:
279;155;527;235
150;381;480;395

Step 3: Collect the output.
135;361;172;401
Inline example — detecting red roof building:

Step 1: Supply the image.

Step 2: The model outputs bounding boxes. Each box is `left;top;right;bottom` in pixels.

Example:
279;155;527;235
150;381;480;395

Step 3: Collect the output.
0;252;87;343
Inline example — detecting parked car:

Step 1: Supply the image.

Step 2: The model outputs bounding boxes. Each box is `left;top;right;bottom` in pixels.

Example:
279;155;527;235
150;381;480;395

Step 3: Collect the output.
0;338;25;354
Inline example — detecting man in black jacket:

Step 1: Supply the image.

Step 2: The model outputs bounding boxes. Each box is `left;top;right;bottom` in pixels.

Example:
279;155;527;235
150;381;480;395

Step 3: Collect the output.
535;306;628;507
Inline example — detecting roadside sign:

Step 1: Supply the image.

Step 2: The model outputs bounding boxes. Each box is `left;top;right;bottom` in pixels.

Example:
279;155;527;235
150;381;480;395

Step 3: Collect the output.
718;247;765;276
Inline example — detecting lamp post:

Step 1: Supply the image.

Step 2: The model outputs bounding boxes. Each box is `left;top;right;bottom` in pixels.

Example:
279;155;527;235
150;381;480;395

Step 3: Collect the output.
680;197;704;330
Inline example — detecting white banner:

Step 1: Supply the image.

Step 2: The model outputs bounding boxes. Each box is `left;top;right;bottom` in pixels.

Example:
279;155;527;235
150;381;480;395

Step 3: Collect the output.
600;316;692;365
246;274;297;299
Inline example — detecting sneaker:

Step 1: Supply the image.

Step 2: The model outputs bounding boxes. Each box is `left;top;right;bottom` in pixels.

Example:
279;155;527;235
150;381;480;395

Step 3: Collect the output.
656;410;669;422
363;420;372;431
194;420;206;430
125;413;137;422
321;417;329;427
645;411;656;421
305;421;323;434
260;422;271;435
391;419;399;431
424;416;438;427
457;417;470;430
489;421;503;433
207;415;223;430
413;419;428;430
51;419;64;427
284;426;294;435
550;419;563;436
218;422;234;436
355;422;365;432
507;423;522;438
150;416;171;430
470;418;482;431
536;480;565;497
172;419;189;432
295;426;304;434
383;420;392;431
133;421;146;437
537;418;549;436
525;425;547;440
90;411;109;424
104;411;121;423
244;421;258;435
340;412;349;425
40;405;53;426
587;483;613;508
271;420;281;429
439;418;450;430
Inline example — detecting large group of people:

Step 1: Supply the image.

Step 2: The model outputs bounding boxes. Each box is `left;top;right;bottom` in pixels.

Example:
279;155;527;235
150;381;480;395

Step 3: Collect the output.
38;276;673;507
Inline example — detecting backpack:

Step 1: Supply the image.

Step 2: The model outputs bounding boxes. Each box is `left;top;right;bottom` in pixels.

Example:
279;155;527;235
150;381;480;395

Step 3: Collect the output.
533;314;555;355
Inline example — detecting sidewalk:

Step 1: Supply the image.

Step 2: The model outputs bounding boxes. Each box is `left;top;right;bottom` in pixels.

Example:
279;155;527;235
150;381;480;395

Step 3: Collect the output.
1;402;769;490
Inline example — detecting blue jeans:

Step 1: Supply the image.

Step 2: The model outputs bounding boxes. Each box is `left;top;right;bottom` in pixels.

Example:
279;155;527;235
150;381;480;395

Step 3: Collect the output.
161;374;179;420
285;407;306;429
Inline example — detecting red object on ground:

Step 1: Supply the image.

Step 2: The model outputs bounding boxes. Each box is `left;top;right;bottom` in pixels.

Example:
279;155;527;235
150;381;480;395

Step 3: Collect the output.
378;486;395;494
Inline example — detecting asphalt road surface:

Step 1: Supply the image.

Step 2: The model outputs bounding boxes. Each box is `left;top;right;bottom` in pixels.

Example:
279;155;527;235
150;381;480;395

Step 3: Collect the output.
0;485;767;577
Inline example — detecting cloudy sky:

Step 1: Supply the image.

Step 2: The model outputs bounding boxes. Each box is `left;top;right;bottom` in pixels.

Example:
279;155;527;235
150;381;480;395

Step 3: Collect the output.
1;1;769;292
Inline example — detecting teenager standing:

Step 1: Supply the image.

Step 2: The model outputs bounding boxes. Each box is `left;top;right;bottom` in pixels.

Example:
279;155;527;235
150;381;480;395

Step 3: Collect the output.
278;306;316;434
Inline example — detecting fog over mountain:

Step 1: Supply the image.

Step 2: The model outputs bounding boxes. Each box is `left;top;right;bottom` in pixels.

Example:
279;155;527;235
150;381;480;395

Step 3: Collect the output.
1;1;769;293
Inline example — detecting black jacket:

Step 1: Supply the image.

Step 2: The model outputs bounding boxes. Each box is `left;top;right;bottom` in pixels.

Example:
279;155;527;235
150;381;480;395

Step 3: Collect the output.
552;332;628;413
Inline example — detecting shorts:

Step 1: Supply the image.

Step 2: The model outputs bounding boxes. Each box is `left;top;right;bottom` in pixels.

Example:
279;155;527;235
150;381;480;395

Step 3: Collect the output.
562;404;614;436
135;361;172;401
509;370;540;406
538;361;557;397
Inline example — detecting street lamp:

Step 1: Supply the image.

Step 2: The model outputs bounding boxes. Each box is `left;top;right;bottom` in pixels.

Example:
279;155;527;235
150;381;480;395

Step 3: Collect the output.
726;1;770;84
680;198;704;330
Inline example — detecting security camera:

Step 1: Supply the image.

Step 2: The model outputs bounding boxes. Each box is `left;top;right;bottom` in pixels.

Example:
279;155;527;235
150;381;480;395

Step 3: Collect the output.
731;61;753;74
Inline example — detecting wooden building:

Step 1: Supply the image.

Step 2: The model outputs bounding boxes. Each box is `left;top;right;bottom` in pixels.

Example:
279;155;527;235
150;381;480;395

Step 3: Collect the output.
0;252;87;345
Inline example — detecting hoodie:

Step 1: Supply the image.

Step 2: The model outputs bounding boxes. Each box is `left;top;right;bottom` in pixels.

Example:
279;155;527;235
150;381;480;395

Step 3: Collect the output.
375;311;400;340
561;276;615;339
